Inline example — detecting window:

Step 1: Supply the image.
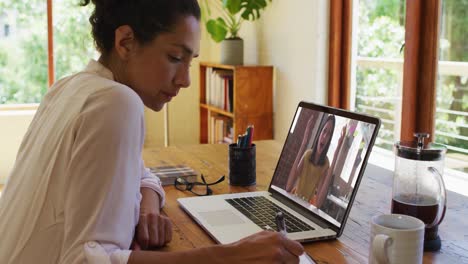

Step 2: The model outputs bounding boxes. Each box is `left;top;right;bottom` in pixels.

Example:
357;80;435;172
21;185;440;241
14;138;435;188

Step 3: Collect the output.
0;0;94;105
352;0;406;150
329;0;468;174
436;0;468;173
4;24;10;37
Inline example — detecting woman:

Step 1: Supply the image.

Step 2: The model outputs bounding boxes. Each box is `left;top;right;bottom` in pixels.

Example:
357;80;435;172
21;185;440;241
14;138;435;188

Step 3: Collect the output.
287;115;335;203
0;1;303;263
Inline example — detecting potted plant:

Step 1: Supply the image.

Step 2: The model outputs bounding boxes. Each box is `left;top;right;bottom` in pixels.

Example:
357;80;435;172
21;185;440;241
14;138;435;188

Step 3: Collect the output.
201;0;272;65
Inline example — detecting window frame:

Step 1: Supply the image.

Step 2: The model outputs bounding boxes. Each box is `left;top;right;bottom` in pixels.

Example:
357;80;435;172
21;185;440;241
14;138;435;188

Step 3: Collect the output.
328;0;442;143
400;0;441;141
328;0;353;110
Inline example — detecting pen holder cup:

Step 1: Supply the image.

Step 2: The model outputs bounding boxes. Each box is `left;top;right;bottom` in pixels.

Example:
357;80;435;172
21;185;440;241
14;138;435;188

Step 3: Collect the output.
228;143;256;186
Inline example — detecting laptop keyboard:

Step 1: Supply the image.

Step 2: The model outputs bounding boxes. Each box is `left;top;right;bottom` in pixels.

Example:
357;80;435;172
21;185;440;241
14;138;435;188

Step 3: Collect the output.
225;196;315;233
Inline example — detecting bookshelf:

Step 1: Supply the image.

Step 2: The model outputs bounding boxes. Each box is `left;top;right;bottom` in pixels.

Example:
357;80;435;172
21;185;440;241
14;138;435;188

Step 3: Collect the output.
199;62;274;144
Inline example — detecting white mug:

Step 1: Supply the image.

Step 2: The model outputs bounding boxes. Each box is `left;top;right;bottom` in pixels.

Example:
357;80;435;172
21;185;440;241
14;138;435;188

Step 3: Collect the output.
369;214;425;264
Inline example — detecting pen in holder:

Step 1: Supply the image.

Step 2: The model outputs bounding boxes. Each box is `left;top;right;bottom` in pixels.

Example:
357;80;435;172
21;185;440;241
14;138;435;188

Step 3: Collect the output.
228;143;256;186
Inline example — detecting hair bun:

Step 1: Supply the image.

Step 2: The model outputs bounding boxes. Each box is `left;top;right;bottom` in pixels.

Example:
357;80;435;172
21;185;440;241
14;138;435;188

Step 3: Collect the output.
80;0;109;7
82;0;200;53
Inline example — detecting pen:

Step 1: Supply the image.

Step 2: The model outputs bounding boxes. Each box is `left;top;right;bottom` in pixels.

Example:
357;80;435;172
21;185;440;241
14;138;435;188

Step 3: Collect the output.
248;125;254;147
244;127;250;148
237;134;242;147
275;212;317;264
242;132;248;148
275;211;287;236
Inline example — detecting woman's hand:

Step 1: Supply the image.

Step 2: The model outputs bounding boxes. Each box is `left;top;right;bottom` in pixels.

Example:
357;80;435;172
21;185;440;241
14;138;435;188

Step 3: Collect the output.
132;188;173;250
223;231;304;264
133;212;172;250
129;230;304;264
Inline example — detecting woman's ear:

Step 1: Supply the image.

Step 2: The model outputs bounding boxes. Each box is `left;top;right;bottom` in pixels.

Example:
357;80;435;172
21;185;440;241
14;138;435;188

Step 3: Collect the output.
114;25;136;60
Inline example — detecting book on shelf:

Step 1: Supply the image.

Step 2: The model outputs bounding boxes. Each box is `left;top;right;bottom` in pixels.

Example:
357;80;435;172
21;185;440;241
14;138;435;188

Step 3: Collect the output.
208;114;233;144
223;136;233;144
149;165;197;186
204;67;233;112
227;77;233;112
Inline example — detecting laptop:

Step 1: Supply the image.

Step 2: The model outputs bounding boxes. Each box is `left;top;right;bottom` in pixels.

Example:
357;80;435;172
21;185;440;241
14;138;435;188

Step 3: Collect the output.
178;101;381;244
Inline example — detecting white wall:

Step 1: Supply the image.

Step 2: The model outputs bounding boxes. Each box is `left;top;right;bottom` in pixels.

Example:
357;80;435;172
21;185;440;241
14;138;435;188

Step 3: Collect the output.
0;110;35;182
245;0;330;141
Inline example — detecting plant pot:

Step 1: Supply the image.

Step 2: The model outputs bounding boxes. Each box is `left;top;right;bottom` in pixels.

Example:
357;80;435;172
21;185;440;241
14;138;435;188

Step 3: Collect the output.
220;38;243;65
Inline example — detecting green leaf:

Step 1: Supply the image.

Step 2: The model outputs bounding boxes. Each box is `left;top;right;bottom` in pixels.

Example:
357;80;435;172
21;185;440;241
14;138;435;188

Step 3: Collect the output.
240;0;270;21
223;0;242;15
206;18;229;42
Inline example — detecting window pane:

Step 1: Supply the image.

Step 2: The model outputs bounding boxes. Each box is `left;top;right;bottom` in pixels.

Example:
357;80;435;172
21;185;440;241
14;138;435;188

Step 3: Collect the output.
436;0;468;173
352;0;406;150
0;1;47;104
53;1;95;81
0;1;95;105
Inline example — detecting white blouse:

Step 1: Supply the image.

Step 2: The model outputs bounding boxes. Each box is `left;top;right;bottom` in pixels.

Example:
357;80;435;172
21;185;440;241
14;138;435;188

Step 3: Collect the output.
0;60;165;264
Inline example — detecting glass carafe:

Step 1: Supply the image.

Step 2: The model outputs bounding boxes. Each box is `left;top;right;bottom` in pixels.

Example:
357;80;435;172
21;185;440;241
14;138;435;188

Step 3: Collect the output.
392;133;447;252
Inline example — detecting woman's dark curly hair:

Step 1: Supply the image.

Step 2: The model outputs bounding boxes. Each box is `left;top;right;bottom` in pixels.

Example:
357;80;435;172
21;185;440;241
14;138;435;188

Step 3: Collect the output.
80;0;200;54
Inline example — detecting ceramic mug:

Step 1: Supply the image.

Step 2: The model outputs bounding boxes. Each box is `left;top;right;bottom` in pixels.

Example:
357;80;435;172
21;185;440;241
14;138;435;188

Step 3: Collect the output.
369;214;425;264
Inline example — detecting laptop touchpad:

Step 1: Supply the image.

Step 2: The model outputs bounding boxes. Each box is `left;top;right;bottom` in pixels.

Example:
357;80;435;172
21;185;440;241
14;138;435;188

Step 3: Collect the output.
199;210;245;226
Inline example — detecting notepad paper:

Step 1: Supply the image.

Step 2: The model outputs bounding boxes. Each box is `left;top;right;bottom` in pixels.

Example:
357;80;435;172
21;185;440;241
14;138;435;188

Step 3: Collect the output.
149;165;197;186
300;253;317;264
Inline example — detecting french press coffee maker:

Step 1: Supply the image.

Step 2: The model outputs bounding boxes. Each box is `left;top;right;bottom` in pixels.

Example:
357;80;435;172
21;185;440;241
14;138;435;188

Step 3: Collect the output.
392;133;447;251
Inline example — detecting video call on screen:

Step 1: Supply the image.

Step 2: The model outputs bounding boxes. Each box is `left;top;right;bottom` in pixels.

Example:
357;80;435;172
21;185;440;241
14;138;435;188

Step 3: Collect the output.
271;107;376;224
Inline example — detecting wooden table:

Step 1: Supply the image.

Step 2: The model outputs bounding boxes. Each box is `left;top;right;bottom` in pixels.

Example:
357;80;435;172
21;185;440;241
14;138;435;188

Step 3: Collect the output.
143;140;468;263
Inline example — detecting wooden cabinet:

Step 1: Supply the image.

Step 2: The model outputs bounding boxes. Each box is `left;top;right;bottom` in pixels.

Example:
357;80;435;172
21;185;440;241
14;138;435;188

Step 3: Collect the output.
199;62;274;144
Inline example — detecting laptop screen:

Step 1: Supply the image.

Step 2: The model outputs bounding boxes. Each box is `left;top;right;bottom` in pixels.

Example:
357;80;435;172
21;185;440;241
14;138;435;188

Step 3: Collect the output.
270;103;378;227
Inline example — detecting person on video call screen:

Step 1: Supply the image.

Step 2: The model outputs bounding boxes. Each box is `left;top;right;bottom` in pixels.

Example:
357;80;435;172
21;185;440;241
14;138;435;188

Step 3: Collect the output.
286;114;335;205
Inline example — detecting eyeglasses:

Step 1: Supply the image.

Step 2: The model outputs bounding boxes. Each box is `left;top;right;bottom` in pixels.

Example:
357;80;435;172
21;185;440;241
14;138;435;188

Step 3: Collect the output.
174;174;225;196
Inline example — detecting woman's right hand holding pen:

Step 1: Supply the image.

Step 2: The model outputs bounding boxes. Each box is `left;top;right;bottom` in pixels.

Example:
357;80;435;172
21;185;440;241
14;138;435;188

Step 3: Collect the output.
206;213;304;264
223;230;304;264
